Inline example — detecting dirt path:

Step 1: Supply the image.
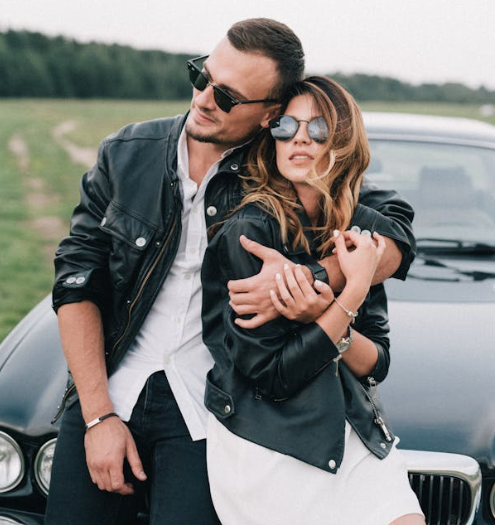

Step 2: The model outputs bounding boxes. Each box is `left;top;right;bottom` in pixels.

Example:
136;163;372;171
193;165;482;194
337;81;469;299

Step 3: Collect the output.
52;120;96;169
8;133;67;261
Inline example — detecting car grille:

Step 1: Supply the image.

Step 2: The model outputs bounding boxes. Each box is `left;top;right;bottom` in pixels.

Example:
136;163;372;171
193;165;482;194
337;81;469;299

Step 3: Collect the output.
409;473;472;525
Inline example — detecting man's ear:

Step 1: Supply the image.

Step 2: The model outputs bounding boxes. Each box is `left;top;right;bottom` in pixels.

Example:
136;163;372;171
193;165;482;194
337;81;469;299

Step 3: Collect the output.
260;104;282;128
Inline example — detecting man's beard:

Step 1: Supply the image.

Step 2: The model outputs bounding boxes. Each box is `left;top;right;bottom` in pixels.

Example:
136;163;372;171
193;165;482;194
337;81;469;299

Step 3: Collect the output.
185;122;224;145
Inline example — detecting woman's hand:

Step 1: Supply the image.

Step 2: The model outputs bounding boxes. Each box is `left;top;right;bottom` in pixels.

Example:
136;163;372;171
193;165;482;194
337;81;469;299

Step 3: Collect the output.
333;230;386;297
270;264;335;323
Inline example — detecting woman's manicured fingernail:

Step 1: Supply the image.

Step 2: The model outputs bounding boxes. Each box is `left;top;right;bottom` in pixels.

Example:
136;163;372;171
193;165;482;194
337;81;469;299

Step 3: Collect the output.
276;273;281;280
284;263;289;270
333;230;340;238
314;279;322;287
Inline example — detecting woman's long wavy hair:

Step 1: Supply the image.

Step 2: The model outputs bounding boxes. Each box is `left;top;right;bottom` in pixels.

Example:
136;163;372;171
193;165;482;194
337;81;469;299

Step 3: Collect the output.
240;76;370;257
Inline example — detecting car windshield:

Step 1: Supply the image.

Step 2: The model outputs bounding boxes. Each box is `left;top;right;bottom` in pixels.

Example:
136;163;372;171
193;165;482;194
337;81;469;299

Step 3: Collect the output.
366;139;495;249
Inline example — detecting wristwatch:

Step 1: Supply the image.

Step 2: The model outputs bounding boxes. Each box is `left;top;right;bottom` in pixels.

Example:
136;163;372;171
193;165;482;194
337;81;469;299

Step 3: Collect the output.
336;325;354;355
305;260;329;285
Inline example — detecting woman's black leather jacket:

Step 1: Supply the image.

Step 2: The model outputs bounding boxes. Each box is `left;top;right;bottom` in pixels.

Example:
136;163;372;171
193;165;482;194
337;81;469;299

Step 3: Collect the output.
52;113;415;387
202;204;397;473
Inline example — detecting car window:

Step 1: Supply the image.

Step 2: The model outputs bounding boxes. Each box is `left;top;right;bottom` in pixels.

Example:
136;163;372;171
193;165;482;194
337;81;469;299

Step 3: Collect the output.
366;140;495;243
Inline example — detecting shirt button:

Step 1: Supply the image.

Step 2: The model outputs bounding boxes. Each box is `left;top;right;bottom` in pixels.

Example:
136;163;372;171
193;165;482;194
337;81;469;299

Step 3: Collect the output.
164;357;171;365
206;206;217;217
224;405;231;414
184;274;191;280
328;459;336;469
135;237;147;247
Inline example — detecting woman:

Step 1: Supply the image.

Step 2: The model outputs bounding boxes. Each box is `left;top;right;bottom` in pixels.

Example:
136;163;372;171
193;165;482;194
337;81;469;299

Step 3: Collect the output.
201;76;424;524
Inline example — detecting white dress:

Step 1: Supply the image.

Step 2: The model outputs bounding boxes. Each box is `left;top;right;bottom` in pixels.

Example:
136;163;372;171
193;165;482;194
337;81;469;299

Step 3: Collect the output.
207;414;424;525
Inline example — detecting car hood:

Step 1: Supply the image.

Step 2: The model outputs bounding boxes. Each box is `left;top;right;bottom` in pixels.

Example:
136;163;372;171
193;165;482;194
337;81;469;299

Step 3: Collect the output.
381;261;495;473
0;296;66;437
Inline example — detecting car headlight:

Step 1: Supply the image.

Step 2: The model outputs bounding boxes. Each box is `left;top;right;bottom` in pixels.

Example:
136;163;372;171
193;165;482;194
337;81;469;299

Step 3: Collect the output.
34;438;57;496
490;482;495;519
0;516;23;525
0;431;24;493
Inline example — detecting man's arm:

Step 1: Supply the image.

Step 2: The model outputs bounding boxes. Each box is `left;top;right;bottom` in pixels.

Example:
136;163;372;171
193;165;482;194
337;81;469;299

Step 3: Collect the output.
57;301;146;495
53;137;146;495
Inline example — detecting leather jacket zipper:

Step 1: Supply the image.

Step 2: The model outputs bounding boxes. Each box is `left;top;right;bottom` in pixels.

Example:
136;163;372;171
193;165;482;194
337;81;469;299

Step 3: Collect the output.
360;376;393;442
110;216;179;358
51;382;77;423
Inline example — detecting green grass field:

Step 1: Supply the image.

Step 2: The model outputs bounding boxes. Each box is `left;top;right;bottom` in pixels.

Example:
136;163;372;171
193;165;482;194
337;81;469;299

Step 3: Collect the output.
1;98;494;340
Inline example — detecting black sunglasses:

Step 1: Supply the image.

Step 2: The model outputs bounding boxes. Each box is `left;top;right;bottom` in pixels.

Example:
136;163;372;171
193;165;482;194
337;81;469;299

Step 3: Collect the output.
269;115;329;143
186;55;278;114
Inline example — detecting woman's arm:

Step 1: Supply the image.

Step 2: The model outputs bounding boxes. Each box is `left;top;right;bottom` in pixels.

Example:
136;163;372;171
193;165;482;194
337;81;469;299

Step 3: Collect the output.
271;230;389;380
203;214;342;400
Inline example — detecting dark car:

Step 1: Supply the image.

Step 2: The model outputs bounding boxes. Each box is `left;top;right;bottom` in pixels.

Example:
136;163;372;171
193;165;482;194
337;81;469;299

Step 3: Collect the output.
1;112;495;525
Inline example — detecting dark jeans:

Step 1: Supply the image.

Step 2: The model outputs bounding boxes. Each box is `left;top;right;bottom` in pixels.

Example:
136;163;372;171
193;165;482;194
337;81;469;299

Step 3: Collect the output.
45;371;220;525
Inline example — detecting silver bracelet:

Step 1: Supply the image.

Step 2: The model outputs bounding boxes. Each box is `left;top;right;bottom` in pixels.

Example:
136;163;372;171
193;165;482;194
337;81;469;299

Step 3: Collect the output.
334;298;358;323
85;412;119;432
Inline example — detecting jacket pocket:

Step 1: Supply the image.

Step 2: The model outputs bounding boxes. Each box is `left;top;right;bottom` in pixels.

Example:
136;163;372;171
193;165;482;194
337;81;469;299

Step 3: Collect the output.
204;374;235;420
100;201;157;290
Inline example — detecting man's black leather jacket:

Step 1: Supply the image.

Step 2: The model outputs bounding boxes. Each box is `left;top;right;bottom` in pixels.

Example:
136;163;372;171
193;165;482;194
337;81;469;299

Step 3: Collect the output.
202;204;395;473
53;113;415;385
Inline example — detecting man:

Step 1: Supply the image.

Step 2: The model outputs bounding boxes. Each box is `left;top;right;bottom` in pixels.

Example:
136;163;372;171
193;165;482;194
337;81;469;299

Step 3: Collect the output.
46;18;415;525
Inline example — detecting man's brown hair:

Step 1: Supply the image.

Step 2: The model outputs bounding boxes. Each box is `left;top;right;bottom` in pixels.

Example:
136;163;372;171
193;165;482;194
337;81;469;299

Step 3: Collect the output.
227;18;305;100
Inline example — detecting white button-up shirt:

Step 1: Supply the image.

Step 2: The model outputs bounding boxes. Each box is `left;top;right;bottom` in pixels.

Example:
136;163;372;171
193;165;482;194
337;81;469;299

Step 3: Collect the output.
108;129;238;441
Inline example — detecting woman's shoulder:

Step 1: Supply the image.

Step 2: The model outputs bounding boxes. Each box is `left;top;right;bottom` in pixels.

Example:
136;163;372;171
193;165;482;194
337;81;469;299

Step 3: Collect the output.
225;202;278;229
212;203;280;246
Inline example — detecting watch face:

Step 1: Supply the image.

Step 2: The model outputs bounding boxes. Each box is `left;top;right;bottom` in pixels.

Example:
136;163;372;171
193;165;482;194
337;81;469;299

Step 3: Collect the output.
336;337;351;354
336;326;353;354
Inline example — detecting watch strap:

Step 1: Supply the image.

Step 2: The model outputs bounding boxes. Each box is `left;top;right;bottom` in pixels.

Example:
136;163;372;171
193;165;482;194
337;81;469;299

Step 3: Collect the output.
305;259;329;285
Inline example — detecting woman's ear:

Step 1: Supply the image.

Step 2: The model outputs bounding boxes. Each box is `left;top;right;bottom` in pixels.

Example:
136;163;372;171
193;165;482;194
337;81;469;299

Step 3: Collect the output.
260;104;282;128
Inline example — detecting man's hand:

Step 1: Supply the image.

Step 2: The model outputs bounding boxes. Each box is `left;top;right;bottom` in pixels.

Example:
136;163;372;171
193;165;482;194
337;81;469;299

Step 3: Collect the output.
84;416;147;495
228;235;301;329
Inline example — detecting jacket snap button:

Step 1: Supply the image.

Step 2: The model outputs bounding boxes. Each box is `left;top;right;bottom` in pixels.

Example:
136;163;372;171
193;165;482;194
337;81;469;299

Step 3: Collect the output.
75;276;86;284
135;237;147;247
206;206;218;217
380;442;387;449
66;276;76;284
230;163;239;171
224;404;231;414
328;459;336;469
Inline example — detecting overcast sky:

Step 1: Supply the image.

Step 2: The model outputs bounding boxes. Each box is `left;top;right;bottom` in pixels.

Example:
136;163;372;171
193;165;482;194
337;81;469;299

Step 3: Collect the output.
3;0;495;89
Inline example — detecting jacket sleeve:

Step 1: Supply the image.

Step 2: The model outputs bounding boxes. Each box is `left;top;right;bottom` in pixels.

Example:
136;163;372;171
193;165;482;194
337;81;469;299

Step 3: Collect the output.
209;215;356;400
353;283;390;383
52;137;113;314
356;179;416;280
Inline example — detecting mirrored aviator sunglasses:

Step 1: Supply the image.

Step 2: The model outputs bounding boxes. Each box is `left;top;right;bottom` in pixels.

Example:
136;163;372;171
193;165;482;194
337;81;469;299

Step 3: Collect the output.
269;115;329;143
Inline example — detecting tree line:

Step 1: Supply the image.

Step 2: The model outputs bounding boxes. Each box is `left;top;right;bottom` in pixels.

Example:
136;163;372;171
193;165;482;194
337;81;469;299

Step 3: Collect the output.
1;29;494;103
0;30;191;99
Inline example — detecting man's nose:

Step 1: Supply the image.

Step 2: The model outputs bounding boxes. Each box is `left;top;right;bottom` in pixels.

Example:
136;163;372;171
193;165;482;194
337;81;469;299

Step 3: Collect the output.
194;83;217;110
